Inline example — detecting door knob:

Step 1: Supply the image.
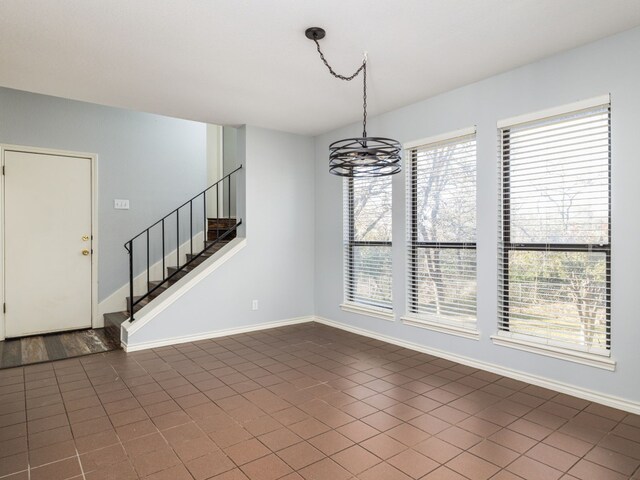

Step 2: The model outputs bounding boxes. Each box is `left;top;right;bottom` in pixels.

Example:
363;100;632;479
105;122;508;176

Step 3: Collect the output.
82;235;90;241
82;249;90;256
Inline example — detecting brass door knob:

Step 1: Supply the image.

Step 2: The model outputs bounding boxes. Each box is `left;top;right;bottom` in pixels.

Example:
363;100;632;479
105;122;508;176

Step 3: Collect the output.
82;249;90;256
82;235;90;241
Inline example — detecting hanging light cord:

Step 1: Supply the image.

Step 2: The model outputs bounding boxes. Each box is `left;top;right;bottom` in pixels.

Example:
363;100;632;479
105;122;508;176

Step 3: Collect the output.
312;38;368;138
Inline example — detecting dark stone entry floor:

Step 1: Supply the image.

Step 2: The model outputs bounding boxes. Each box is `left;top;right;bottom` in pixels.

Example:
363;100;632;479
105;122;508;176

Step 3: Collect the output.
0;328;120;369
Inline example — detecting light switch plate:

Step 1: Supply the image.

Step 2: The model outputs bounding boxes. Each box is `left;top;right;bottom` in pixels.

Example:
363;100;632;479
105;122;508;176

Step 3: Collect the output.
114;199;130;210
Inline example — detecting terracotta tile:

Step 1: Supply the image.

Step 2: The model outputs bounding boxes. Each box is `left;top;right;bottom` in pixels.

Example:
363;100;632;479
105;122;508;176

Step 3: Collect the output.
526;442;580;471
361;433;407;459
584;445;640;476
361;411;404;431
508;418;553;441
28;439;77;467
76;428;120;454
446;451;500;480
0;436;28;458
543;431;594;457
436;426;482;450
131;445;181;477
388;449;439;479
358;462;412;480
468;440;519;468
414;437;463;464
210;425;253;448
211;468;251;480
162;421;205;447
30;457;82;480
80;443;128;471
330;444;379;474
308;430;353;455
258;427;303;452
152;410;192;430
122;432;167;458
386;423;430;446
225;438;271;465
116;418;158;441
288;418;330;439
83;459;137;479
430;405;469;424
508;456;563;480
598;433;640;459
409;413;450;435
297;457;350;480
244;415;282;436
383;403;423;421
241;454;293;480
145;399;182;418
612;423;640;443
271;406;308;426
173;435;219;462
568;458;631;480
422;465;468;479
278;441;325;470
336;420;379;442
489;428;537;454
0;452;28;477
490;471;524;480
109;407;149;427
28;425;73;449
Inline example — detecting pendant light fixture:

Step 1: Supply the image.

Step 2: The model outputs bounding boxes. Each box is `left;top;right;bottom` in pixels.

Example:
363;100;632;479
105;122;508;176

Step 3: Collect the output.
305;27;401;177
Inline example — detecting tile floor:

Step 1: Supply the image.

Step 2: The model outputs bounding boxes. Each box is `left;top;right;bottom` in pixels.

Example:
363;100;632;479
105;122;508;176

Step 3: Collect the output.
0;322;638;480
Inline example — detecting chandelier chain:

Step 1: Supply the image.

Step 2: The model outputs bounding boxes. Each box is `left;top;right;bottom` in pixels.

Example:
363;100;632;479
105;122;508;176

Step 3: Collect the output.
313;38;367;137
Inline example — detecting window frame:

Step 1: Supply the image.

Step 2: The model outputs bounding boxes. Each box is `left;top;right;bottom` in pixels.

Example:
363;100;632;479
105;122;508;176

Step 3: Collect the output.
342;176;394;319
495;96;613;366
402;128;479;339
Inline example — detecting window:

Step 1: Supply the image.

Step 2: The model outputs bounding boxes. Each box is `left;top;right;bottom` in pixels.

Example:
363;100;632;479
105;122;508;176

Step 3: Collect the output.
497;99;611;358
405;129;477;334
343;176;393;316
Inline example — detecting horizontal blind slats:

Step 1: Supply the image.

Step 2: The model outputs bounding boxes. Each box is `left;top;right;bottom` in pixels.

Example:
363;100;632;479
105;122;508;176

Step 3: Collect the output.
498;103;610;356
408;132;477;326
344;175;393;310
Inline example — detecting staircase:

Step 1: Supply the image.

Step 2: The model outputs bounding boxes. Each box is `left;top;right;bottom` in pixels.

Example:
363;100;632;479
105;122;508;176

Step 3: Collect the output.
103;166;242;346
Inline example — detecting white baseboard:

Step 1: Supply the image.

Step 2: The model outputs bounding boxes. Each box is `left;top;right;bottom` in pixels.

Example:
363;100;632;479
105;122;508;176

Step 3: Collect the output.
313;315;640;415
122;315;313;352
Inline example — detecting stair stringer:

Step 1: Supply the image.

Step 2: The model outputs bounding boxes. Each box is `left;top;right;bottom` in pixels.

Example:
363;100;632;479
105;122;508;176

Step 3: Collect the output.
120;237;247;347
97;231;206;323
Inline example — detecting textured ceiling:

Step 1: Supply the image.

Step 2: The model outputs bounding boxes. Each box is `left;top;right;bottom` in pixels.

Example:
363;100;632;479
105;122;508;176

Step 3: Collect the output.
1;0;639;135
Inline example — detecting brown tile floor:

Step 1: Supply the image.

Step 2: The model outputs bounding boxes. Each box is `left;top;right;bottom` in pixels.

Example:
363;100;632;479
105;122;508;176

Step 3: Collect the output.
0;323;638;480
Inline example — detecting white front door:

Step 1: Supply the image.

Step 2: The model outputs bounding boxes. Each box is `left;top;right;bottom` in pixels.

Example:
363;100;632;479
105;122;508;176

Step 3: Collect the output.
4;149;93;338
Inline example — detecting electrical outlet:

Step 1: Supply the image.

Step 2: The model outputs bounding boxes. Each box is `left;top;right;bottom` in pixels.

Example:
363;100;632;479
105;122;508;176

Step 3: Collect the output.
252;300;258;311
114;199;130;210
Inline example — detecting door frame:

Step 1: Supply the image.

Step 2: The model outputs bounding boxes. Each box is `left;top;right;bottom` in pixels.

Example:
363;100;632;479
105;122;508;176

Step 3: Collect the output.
0;144;99;340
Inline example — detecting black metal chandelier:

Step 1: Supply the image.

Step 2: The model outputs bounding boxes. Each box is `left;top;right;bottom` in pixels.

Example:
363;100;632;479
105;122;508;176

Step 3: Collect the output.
305;27;401;177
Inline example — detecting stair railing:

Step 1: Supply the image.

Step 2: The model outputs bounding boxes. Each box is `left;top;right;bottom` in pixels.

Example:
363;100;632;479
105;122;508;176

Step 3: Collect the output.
124;165;243;320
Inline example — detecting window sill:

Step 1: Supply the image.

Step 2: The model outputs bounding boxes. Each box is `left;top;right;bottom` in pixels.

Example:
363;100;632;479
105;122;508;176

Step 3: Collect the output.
401;316;480;340
340;303;395;322
491;334;616;371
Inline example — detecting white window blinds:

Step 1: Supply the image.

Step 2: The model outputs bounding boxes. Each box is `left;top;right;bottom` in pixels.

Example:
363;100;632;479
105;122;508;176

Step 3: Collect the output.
344;176;393;310
407;131;477;328
498;101;611;355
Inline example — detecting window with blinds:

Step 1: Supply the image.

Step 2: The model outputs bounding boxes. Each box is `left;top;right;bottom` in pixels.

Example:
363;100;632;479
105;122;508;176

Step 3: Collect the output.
498;100;611;356
344;176;393;311
407;130;477;329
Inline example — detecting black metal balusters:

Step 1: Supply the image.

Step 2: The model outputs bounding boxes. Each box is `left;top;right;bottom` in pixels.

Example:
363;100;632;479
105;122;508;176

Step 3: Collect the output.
124;166;242;321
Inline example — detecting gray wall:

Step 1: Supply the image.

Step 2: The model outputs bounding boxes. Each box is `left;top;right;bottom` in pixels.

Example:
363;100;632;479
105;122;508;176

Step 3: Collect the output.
0;88;207;300
314;27;640;404
128;125;315;344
